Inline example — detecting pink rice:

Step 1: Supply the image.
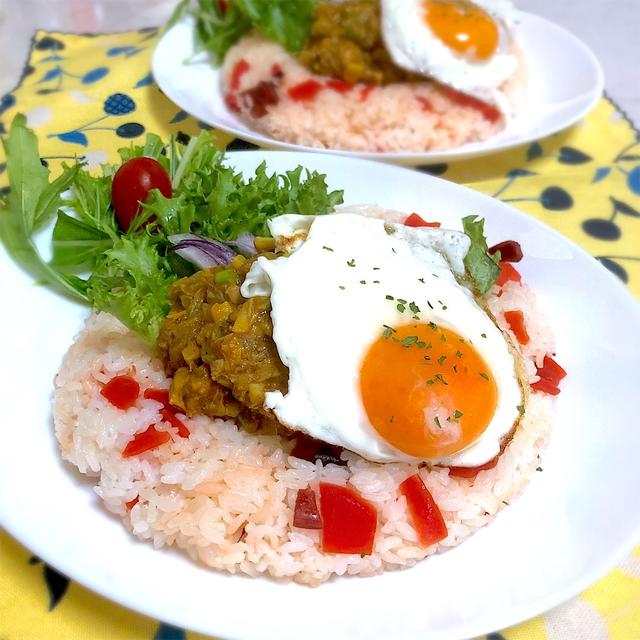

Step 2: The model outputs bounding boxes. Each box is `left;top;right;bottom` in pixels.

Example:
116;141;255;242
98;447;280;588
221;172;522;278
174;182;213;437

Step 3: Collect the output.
53;211;555;587
220;35;522;153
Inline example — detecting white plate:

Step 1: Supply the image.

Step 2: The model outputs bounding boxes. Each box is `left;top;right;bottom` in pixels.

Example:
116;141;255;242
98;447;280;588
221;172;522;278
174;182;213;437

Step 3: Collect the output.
152;13;604;165
1;152;639;640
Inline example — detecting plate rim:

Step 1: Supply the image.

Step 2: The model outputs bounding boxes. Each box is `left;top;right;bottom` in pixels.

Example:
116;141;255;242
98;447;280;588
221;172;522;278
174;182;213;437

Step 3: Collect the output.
1;150;639;640
151;12;605;165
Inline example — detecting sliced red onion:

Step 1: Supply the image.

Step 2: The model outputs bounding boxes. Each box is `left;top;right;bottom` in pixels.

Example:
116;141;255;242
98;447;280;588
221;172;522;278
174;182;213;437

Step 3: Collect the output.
168;233;235;269
226;232;257;256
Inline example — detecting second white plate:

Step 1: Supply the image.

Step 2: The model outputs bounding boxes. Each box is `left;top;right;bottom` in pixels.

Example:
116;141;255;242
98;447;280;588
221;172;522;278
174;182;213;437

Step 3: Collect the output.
152;13;604;165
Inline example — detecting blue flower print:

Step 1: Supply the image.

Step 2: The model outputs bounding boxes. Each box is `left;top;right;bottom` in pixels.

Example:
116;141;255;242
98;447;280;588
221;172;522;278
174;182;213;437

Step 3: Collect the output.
104;93;136;116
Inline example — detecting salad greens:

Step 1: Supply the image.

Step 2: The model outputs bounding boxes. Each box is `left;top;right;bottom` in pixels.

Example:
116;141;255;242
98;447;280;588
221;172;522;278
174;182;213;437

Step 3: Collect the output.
0;114;343;341
170;0;317;65
462;215;501;294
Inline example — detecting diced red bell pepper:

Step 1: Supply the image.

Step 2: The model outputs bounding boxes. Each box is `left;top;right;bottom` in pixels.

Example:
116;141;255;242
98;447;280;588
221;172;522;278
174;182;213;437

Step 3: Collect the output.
399;474;448;547
496;261;522;288
224;94;241;113
360;85;375;102
122;425;171;458
326;78;354;94
143;388;170;405
404;213;441;228
230;59;250;92
448;456;499;479
319;483;377;555
125;496;139;511
504;310;530;345
293;488;323;529
531;377;561;396
488;240;523;263
288;79;324;102
143;388;190;438
271;63;283;77
101;375;140;410
161;407;190;438
536;355;567;386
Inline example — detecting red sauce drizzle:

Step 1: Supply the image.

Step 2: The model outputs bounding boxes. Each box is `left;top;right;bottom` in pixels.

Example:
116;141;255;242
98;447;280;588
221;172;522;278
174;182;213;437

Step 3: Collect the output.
443;87;501;123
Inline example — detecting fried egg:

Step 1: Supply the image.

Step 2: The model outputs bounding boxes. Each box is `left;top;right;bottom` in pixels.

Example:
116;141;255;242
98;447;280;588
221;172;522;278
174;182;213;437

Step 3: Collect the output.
381;0;519;109
241;212;524;466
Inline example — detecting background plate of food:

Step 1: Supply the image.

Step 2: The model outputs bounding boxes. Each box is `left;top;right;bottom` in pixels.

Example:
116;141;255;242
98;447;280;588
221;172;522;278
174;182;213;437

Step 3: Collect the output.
0;119;638;640
152;0;604;165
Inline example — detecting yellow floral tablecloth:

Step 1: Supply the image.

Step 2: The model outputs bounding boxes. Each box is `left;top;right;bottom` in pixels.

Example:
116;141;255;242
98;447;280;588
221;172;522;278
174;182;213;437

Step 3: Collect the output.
1;28;639;640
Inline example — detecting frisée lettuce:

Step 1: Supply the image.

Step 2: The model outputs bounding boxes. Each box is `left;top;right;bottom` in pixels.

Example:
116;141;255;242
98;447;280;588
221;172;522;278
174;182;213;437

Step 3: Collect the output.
0;115;343;340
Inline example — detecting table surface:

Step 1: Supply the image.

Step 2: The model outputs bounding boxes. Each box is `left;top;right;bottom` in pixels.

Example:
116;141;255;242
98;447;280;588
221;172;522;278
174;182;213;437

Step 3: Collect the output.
0;0;639;124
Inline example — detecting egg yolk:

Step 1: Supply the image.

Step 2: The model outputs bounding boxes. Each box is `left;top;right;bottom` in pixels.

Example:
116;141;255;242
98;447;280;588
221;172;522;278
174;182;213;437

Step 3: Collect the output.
423;0;499;61
360;323;498;458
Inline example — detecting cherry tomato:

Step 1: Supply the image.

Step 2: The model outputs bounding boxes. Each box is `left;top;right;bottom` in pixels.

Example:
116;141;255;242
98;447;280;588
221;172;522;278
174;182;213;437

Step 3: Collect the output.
111;157;172;231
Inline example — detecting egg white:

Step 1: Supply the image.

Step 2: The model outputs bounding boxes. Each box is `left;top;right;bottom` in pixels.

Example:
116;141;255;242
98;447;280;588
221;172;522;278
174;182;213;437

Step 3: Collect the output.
241;212;523;466
381;0;519;110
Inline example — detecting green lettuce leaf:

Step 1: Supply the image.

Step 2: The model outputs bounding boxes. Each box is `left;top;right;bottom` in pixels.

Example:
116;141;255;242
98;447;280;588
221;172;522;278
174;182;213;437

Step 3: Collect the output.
64;168;118;236
191;0;252;66
462;215;501;294
235;0;316;52
185;0;316;65
51;211;113;268
1;116;343;342
0;114;88;301
86;234;177;341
